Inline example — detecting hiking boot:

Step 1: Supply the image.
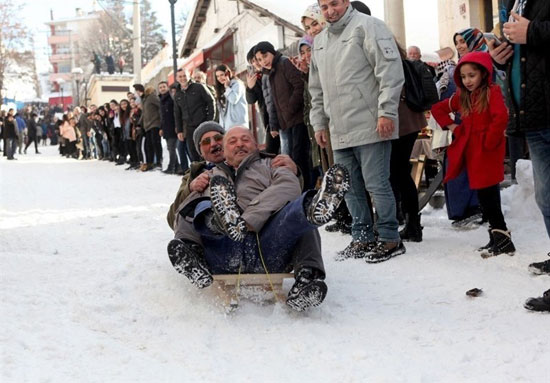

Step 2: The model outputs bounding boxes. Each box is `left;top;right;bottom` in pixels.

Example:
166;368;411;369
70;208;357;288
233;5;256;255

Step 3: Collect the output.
477;228;494;252
210;176;247;242
528;256;550;276
324;220;351;234
452;212;483;230
480;229;515;258
286;267;327;312
335;241;377;261
399;213;423;242
365;241;406;264
524;289;550;312
167;239;213;289
307;164;350;226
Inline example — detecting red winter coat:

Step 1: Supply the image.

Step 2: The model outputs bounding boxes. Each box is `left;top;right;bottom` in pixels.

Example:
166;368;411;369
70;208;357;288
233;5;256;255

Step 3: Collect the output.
431;52;508;190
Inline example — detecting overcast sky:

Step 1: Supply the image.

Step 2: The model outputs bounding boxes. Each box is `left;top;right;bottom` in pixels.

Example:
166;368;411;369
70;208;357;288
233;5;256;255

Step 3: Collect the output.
22;0;440;73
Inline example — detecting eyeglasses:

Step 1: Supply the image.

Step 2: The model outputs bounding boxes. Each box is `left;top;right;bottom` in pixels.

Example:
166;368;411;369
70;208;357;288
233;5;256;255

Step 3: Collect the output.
200;133;224;146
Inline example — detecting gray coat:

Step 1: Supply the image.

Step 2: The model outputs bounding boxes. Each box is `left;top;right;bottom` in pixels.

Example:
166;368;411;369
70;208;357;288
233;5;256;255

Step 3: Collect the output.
175;151;301;242
309;6;404;150
142;89;161;132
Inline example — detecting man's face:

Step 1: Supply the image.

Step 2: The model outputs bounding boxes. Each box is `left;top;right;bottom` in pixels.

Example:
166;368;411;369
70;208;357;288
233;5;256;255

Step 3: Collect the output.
109;102;118;111
255;51;275;70
89;105;97;113
158;83;168;94
407;47;421;61
223;127;257;167
199;131;225;163
192;72;202;83
319;0;349;23
176;71;189;87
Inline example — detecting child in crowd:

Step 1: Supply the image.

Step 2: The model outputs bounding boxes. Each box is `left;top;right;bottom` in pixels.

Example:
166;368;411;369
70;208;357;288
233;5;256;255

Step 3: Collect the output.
431;51;515;257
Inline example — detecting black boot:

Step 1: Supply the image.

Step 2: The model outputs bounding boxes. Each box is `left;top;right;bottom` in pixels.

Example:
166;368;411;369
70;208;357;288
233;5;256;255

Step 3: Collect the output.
399;213;422;242
524;289;550;312
210;176;247;242
528;254;550;275
286;267;327;312
480;229;516;258
167;239;213;288
477;228;494;252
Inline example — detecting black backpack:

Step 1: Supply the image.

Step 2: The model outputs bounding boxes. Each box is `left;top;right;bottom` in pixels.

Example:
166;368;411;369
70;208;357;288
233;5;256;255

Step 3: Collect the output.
402;60;439;112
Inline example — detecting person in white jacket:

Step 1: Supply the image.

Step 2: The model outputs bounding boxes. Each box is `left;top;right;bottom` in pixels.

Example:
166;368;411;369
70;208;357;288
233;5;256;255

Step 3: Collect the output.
214;64;249;130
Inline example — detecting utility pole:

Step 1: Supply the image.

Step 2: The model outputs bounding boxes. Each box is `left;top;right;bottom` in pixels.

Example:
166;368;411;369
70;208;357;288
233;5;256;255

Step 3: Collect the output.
384;0;406;48
169;0;178;79
132;0;142;83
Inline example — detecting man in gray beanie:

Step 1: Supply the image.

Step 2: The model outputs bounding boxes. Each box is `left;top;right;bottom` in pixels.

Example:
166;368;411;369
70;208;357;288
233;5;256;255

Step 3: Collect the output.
192;121;225;158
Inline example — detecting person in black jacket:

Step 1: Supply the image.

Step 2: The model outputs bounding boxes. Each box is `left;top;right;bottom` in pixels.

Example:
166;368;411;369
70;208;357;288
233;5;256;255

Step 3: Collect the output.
24;113;41;154
489;0;549;311
245;46;280;155
158;81;179;174
4;113;18;160
173;68;216;162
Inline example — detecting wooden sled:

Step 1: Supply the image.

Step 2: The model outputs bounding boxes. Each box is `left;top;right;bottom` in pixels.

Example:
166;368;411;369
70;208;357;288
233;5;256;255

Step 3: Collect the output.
212;273;293;311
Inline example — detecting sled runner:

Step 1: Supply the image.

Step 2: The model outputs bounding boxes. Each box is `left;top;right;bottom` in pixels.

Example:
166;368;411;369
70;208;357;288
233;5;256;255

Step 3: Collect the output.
212;273;293;311
418;165;444;211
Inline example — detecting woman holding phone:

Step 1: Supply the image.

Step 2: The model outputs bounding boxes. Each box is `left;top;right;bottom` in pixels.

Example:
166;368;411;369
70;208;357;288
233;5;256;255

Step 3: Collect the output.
214;64;248;130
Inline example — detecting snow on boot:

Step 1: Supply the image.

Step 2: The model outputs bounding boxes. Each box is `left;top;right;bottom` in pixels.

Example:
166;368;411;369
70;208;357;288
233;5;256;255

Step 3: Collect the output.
399;213;423;242
476;228;494;252
365;241;406;264
524;289;550;312
528;256;550;276
307;164;350;226
210;176;247;242
480;229;515;258
167;239;213;289
335;241;377;261
286;268;327;312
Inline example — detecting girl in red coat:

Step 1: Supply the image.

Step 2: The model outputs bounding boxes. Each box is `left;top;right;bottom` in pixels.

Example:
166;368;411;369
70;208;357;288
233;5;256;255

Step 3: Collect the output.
431;51;515;257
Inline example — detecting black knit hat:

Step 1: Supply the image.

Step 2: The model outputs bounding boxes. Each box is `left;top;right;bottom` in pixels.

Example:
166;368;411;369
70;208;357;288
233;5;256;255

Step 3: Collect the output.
254;41;276;56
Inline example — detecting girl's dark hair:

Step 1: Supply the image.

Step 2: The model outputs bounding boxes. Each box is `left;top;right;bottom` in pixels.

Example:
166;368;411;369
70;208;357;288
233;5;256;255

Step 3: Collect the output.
214;64;234;105
119;99;131;126
457;62;490;117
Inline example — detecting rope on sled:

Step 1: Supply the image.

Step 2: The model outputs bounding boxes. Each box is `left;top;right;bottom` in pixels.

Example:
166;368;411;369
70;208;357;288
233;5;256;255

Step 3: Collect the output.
255;232;282;303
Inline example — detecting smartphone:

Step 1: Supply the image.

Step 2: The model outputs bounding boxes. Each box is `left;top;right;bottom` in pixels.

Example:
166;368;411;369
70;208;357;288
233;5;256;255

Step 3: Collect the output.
246;65;255;76
483;32;502;47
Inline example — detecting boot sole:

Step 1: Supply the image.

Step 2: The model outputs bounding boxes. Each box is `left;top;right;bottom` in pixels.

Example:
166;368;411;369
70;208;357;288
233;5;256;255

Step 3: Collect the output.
528;265;550;276
480;250;515;259
310;165;350;226
286;280;328;312
167;240;213;289
210;176;247;242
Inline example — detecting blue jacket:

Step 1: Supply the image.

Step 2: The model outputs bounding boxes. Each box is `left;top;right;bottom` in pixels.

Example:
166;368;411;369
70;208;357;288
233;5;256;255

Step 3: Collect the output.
15;116;26;132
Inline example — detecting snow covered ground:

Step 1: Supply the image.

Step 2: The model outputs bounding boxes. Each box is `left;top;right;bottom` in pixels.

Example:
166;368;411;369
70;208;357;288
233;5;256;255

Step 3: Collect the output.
1;147;548;382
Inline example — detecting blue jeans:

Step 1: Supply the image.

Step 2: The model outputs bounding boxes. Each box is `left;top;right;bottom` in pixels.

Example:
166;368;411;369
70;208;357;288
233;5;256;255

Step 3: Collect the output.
193;193;318;274
525;129;550;238
333;141;399;242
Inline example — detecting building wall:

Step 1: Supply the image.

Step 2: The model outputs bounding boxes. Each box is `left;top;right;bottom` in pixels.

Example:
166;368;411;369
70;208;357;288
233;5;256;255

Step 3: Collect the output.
86;74;134;107
438;0;501;56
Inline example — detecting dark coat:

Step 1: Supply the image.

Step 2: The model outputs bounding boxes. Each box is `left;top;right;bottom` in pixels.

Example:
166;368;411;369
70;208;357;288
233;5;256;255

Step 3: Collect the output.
260;74;280;132
28;119;37;138
173;81;215;135
266;53;305;131
4;119;17;139
503;0;550;134
431;52;508;190
159;92;177;139
245;77;270;129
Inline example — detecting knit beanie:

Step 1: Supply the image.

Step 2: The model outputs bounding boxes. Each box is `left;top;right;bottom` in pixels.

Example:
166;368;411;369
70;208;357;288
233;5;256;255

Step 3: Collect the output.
193;121;225;155
254;41;277;56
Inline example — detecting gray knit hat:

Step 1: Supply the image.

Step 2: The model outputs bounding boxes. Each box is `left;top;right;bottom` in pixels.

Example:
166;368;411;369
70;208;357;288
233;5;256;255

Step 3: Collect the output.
193;121;225;155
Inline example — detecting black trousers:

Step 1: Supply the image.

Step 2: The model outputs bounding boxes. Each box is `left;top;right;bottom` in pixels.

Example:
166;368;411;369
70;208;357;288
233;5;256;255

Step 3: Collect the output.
477;184;507;231
390;131;420;218
287;123;314;190
265;127;280;155
185;126;201;162
25;136;38;153
126;139;138;164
